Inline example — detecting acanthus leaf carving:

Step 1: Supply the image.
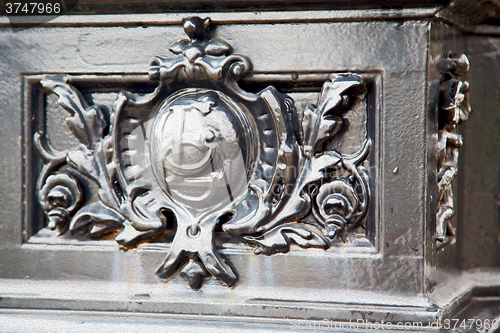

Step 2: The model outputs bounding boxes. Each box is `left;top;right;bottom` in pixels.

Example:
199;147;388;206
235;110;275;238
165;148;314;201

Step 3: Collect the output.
35;16;372;289
223;74;371;254
69;202;124;238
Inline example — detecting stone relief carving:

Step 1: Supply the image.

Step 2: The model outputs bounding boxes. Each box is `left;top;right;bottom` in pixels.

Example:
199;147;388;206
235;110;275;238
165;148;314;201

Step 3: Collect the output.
435;53;471;242
34;17;371;289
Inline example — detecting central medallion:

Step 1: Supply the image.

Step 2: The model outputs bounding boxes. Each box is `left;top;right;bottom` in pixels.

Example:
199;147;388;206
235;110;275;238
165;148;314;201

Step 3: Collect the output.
149;89;254;212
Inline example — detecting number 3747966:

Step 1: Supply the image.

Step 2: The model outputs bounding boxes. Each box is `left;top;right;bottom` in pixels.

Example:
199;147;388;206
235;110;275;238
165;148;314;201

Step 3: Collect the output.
443;319;499;331
5;2;61;14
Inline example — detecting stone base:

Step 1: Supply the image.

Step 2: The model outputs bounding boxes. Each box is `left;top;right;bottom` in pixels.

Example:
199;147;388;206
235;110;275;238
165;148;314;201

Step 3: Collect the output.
0;270;498;331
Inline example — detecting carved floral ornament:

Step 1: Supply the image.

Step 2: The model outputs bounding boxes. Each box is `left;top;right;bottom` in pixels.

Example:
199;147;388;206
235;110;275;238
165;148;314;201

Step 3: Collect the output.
35;17;372;289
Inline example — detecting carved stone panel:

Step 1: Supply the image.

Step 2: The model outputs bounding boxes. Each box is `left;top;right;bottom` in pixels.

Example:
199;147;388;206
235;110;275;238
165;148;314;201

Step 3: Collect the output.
1;1;499;328
29;17;374;289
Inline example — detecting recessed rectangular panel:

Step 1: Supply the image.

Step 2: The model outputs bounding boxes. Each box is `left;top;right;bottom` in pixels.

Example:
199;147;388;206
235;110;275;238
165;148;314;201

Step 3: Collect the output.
24;73;381;260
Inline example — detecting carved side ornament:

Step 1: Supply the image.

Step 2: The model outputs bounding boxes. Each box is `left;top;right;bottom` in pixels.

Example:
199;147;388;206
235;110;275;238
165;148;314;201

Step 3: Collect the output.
35;17;371;289
435;53;471;242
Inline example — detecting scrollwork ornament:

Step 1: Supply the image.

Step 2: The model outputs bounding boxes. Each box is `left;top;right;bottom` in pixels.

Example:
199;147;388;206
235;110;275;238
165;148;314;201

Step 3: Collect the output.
34;17;372;289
